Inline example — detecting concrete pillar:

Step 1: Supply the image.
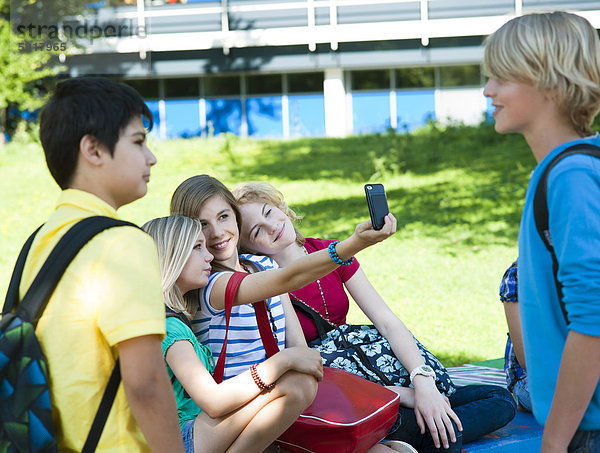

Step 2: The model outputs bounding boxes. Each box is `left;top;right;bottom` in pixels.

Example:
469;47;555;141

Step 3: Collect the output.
324;68;347;137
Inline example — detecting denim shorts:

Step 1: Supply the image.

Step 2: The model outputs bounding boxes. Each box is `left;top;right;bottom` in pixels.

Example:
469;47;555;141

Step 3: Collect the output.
182;420;194;453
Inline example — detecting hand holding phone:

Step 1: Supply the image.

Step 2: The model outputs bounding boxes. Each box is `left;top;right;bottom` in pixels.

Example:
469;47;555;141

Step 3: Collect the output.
364;183;389;230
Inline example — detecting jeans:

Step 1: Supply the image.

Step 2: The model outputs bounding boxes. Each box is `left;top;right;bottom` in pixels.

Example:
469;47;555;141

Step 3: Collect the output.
182;420;195;453
569;430;600;452
513;377;533;412
385;384;517;453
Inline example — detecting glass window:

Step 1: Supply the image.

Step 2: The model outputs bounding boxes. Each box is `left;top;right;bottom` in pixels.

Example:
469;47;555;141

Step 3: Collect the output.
204;76;241;97
288;72;324;93
395;67;435;89
351;70;390;91
247;74;282;95
165;77;199;98
439;65;481;87
123;79;159;100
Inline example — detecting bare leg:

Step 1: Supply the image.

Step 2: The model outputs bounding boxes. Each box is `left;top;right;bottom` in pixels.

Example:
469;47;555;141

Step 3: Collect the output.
192;371;317;453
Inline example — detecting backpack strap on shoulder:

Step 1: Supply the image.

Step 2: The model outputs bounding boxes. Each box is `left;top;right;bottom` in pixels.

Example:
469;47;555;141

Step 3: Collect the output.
533;143;600;325
166;306;193;329
3;225;43;314
16;216;138;324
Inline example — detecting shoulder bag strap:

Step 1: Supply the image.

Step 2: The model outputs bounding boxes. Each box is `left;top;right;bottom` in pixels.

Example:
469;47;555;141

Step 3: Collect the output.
290;296;335;340
237;258;281;357
3;224;43;314
533;143;600;325
214;271;249;383
253;299;280;358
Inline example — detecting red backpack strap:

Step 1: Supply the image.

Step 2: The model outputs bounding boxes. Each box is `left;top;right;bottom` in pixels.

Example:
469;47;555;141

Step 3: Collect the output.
213;272;249;383
253;300;280;357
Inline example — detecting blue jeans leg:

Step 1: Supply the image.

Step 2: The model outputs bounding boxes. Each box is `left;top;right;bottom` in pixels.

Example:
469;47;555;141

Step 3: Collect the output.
449;384;516;444
385;385;516;453
512;377;532;412
568;430;600;453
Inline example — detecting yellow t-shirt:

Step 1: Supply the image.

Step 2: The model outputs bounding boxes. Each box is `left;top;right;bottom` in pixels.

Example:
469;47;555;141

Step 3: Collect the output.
19;189;166;452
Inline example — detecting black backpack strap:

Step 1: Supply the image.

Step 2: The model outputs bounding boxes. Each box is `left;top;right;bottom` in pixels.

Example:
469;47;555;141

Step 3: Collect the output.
3;224;43;314
16;216;138;324
533;143;600;325
166;306;192;329
81;359;121;453
8;215;138;452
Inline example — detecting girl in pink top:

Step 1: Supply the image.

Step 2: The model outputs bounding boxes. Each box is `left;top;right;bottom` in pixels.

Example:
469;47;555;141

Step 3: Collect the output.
234;182;516;453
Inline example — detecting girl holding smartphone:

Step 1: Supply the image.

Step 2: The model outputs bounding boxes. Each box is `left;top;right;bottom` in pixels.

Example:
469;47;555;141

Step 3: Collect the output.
233;181;516;452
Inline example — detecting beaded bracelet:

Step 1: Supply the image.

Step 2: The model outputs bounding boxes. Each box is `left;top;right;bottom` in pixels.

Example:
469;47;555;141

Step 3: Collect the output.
328;241;354;266
250;364;275;391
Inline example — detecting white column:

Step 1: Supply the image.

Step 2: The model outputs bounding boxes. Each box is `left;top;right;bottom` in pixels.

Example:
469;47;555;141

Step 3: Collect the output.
389;69;397;130
282;74;290;139
324;68;347;137
158;79;167;139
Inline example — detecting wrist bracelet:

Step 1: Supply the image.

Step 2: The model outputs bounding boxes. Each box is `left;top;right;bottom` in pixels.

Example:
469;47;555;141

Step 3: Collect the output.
250;364;275;391
328;241;354;266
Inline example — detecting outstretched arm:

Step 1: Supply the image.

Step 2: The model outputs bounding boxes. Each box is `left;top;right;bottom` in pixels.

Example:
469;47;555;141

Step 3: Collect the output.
345;269;461;450
210;214;396;310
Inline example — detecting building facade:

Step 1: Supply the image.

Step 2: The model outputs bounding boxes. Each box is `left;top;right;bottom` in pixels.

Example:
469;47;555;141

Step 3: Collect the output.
65;0;600;138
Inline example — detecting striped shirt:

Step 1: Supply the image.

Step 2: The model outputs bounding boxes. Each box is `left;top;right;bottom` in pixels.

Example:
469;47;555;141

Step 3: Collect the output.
193;254;286;380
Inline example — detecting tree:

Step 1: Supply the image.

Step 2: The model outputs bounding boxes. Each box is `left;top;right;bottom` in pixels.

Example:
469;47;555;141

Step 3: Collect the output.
0;0;87;145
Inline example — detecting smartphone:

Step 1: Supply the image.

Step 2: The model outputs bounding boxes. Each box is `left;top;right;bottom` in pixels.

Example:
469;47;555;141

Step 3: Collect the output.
364;183;389;230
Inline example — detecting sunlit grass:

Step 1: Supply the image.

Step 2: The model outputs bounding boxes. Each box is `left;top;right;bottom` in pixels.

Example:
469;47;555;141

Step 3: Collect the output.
0;125;535;366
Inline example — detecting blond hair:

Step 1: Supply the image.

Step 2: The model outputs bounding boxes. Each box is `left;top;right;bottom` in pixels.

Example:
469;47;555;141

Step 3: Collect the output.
484;11;600;136
233;182;305;250
142;216;202;319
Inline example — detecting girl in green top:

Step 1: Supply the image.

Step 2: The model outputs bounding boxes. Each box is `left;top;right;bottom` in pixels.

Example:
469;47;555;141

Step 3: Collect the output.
142;214;397;453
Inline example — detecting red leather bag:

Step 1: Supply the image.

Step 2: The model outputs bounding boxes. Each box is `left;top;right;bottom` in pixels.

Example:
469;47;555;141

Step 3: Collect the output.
216;273;401;453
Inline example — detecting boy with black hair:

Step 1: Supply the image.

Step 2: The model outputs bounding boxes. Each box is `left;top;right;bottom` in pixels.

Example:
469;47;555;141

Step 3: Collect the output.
484;11;600;452
21;77;184;451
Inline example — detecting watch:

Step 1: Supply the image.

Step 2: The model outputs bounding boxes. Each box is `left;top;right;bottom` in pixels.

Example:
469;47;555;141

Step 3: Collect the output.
409;364;436;383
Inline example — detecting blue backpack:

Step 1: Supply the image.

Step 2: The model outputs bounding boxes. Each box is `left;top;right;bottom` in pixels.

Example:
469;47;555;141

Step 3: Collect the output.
0;216;136;453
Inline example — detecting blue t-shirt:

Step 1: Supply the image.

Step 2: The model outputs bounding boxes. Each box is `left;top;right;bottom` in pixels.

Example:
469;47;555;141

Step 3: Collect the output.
518;134;600;429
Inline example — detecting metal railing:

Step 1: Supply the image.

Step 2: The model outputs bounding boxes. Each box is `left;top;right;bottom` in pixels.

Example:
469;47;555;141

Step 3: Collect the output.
84;0;600;56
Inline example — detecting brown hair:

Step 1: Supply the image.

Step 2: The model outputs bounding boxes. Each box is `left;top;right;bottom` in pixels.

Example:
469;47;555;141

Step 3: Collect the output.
170;174;241;273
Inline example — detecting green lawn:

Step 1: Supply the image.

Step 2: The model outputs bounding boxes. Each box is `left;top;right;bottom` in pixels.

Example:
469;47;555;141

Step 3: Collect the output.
0;124;536;366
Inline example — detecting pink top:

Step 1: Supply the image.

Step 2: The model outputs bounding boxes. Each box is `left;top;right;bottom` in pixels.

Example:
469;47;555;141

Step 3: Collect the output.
290;238;360;342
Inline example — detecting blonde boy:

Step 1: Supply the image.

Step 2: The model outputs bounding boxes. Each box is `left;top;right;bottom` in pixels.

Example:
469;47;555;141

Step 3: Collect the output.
484;11;600;452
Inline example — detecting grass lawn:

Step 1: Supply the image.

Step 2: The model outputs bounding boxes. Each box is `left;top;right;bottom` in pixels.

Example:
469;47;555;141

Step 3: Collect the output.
0;124;536;366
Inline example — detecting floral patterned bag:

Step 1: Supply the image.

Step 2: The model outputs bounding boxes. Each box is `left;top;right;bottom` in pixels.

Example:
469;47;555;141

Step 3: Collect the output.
293;300;456;396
